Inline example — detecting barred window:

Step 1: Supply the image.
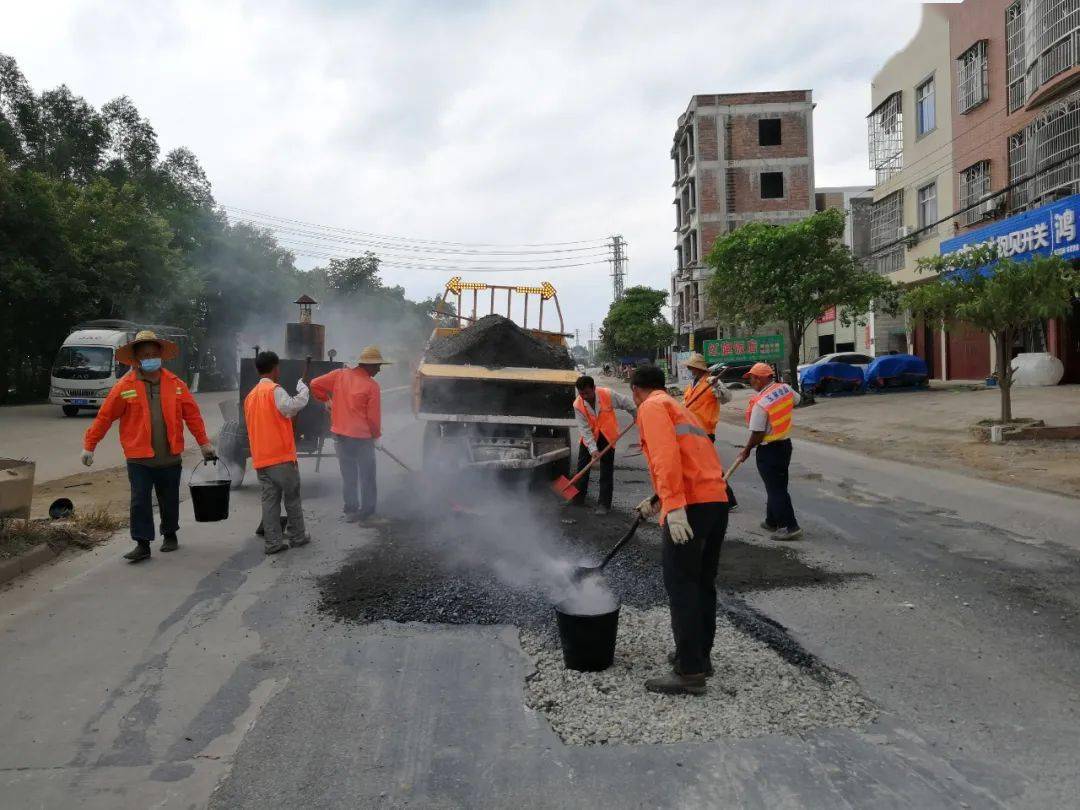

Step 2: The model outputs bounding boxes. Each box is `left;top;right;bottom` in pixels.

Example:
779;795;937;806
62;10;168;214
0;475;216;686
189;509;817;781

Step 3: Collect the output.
1006;2;1027;113
867;93;903;184
959;161;993;225
870;190;904;251
870;247;905;276
957;41;989;113
1009;130;1032;211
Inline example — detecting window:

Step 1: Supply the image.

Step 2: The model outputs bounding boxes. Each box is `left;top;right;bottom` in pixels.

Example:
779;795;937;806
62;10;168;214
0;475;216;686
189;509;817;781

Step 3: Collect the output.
760;172;784;199
957;41;989;113
869;190;903;250
1006;2;1027;112
960;160;993;225
867;92;903;183
917;182;938;229
51;347;114;381
916;77;936;135
758;118;782;146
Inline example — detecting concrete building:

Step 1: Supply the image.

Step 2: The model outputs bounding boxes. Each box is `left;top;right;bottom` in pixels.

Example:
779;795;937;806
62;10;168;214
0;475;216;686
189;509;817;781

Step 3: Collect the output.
867;3;956;379
670;91;816;351
867;0;1080;383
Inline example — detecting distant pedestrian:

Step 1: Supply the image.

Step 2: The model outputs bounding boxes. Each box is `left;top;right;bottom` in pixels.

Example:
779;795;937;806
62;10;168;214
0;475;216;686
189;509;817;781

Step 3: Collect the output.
81;330;216;563
735;362;802;541
682;352;738;510
571;375;636;515
244;351;311;555
310;346;390;526
630;364;729;697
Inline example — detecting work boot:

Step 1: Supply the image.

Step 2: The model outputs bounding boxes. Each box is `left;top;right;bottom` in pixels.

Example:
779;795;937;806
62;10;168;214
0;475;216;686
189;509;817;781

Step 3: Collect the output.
289;534;311;548
771;527;804;542
123;542;151;563
644;672;707;696
160;534;179;552
255;522;265;537
667;651;714;677
264;543;289;555
593;505;610;516
760;520;778;532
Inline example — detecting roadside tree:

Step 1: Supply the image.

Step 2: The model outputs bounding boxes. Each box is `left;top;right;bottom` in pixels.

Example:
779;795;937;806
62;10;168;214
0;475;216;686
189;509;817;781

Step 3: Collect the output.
905;248;1077;423
704;208;898;382
599;286;674;361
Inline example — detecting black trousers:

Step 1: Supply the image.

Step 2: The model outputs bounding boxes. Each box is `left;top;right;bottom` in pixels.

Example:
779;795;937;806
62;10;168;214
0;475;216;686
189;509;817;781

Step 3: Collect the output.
662;502;729;675
572;433;614;508
755;438;798;530
127;462;181;544
707;434;738;507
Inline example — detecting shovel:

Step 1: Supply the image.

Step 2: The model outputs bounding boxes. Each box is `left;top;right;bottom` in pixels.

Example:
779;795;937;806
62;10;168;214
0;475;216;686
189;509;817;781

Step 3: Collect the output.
551;422;636;501
570;497;658;582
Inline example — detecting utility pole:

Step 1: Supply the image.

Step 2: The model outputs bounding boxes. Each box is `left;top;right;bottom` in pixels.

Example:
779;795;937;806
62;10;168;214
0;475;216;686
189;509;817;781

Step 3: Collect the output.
608;235;627;301
575;328;580;346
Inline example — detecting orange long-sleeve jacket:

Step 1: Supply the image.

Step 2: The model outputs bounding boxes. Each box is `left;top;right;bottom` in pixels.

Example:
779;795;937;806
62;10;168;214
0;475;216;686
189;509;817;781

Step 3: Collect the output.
83;369;209;459
309;366;382;439
638;389;727;522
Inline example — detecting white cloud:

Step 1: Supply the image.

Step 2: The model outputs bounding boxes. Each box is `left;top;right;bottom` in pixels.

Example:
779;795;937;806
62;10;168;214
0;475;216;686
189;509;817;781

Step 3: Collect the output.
3;0;922;338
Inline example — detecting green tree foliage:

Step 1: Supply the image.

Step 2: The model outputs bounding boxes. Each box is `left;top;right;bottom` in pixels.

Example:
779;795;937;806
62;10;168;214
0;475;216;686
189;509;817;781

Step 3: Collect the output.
0;54;437;400
600;286;675;360
905;248;1077;423
704;208;899;381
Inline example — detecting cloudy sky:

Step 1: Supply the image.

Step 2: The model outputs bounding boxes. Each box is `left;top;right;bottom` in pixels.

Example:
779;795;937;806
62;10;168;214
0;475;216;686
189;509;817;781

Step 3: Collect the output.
5;0;924;341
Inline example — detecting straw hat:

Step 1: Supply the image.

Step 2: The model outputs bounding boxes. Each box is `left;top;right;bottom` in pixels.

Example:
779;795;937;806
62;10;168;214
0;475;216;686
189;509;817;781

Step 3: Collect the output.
357;345;392;365
116;330;179;366
743;362;775;379
684;352;710;372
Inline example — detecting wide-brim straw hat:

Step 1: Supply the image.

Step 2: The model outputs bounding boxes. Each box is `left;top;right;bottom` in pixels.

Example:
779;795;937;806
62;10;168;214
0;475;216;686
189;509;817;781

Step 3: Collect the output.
116;330;179;366
357;345;392;365
684;352;710;372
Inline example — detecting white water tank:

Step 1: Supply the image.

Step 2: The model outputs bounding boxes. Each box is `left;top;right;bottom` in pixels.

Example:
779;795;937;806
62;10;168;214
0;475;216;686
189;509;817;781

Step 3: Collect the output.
1010;352;1064;387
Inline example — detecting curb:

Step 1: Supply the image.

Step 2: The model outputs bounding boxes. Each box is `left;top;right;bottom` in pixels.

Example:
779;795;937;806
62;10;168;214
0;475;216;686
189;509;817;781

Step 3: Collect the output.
0;543;63;587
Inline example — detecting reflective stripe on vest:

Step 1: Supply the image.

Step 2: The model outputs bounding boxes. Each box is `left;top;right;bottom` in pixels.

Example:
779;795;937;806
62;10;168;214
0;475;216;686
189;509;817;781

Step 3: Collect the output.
574;387;619;445
746;382;794;442
674;422;709;439
244;380;298;469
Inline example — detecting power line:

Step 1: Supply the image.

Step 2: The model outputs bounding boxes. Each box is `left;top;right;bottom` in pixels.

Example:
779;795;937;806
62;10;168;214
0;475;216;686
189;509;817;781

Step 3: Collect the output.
273;242;611;272
267;234;612;265
220;204;610;249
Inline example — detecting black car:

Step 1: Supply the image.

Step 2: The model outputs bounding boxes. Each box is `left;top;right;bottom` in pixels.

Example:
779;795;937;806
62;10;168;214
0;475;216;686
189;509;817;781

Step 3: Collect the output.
708;361;758;382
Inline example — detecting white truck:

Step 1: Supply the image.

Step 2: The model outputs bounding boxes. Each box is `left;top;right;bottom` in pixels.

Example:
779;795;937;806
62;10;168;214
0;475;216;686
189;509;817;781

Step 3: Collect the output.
49;320;191;417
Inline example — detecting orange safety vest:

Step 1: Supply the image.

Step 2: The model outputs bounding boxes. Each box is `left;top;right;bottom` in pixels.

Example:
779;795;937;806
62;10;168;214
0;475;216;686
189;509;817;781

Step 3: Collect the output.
574;387;620;446
638;390;727;522
683;375;719;435
745;382;795;442
244;379;298;469
83;369;209;459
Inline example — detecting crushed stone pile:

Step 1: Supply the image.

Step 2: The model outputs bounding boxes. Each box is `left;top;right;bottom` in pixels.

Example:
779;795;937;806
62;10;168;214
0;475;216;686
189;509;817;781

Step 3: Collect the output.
425;314;574;370
521;606;877;746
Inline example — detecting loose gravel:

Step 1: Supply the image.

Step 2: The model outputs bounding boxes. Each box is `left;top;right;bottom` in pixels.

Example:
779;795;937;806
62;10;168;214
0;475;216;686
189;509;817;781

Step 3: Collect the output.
521;605;877;746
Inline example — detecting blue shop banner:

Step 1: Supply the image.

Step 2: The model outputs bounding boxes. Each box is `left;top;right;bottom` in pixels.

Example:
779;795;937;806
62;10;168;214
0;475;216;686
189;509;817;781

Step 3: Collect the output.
940;192;1080;261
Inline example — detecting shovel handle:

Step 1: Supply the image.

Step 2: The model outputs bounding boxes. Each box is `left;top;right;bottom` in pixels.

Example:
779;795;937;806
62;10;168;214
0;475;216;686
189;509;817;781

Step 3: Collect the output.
303;356;312;384
561;421;637;491
723;457;744;482
377;444;413;473
598;514;644;571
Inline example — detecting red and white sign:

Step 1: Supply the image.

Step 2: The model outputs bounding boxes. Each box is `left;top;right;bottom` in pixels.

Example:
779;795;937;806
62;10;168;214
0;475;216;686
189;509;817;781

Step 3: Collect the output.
816;307;836;324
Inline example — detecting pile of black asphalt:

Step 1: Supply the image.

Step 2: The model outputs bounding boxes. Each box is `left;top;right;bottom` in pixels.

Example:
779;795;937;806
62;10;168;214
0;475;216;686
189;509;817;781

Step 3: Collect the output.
424;314;574;370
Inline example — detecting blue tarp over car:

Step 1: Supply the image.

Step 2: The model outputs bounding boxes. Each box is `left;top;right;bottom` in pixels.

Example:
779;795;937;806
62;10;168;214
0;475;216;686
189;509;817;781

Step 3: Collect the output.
864;354;930;390
799;361;864;394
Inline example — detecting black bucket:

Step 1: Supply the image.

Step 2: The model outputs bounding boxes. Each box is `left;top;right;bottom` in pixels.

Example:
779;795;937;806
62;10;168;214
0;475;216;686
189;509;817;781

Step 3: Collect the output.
554;603;620;672
189;459;232;522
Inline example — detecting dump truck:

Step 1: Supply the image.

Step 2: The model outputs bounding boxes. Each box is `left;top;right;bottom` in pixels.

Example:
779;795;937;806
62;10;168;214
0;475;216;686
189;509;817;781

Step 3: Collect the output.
414;278;578;478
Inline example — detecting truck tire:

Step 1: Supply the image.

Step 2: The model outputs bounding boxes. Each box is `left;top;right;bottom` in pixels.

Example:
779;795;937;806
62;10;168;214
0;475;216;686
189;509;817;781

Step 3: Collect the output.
62;405;80;417
216;419;249;489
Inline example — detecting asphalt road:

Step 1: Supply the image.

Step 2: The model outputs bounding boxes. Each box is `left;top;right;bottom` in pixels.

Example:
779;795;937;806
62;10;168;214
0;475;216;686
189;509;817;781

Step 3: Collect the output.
1;389;1078;808
0;392;234;483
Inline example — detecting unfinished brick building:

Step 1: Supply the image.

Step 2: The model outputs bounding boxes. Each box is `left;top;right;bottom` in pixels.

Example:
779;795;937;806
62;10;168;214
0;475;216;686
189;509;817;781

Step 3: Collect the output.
670;91;817;350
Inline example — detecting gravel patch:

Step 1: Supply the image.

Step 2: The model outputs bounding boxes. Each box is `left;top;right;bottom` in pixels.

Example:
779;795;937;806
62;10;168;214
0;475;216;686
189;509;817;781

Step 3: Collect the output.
521;605;877;746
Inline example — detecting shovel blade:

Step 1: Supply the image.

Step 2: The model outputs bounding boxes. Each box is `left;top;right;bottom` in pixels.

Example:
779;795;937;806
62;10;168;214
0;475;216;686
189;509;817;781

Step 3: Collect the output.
551;476;579;501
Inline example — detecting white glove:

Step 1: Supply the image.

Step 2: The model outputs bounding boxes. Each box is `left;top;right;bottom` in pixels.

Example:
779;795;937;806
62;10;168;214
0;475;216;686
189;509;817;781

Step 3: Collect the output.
709;375;733;404
200;443;217;461
666;508;694;545
295;379;309;394
373;438;383;449
80;450;94;467
636;496;660;519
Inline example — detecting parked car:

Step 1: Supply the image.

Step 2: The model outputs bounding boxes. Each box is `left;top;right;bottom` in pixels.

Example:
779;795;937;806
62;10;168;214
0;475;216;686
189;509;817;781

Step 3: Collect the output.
708;361;758;383
797;352;873;384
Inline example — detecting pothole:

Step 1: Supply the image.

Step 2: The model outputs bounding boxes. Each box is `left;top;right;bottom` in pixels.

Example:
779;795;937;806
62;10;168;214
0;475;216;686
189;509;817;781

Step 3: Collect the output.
522;605;877;746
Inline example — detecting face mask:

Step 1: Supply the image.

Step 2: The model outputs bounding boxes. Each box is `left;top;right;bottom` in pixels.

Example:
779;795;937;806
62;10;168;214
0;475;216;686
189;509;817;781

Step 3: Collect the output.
139;358;162;373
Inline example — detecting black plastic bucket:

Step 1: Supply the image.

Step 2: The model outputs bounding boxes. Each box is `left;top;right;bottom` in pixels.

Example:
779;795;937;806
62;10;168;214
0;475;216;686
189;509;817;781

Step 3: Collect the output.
189;459;232;522
554;603;620;672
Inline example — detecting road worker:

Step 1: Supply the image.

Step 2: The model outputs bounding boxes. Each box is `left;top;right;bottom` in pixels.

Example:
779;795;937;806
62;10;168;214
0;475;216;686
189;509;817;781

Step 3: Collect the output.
80;330;215;563
572;375;636;515
682;353;737;510
310;345;389;526
631;364;729;697
735;362;802;541
244;351;311;555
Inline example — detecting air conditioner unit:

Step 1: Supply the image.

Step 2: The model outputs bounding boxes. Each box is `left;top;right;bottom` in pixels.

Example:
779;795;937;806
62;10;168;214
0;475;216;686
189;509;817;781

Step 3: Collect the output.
978;199;997;220
897;225;915;239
